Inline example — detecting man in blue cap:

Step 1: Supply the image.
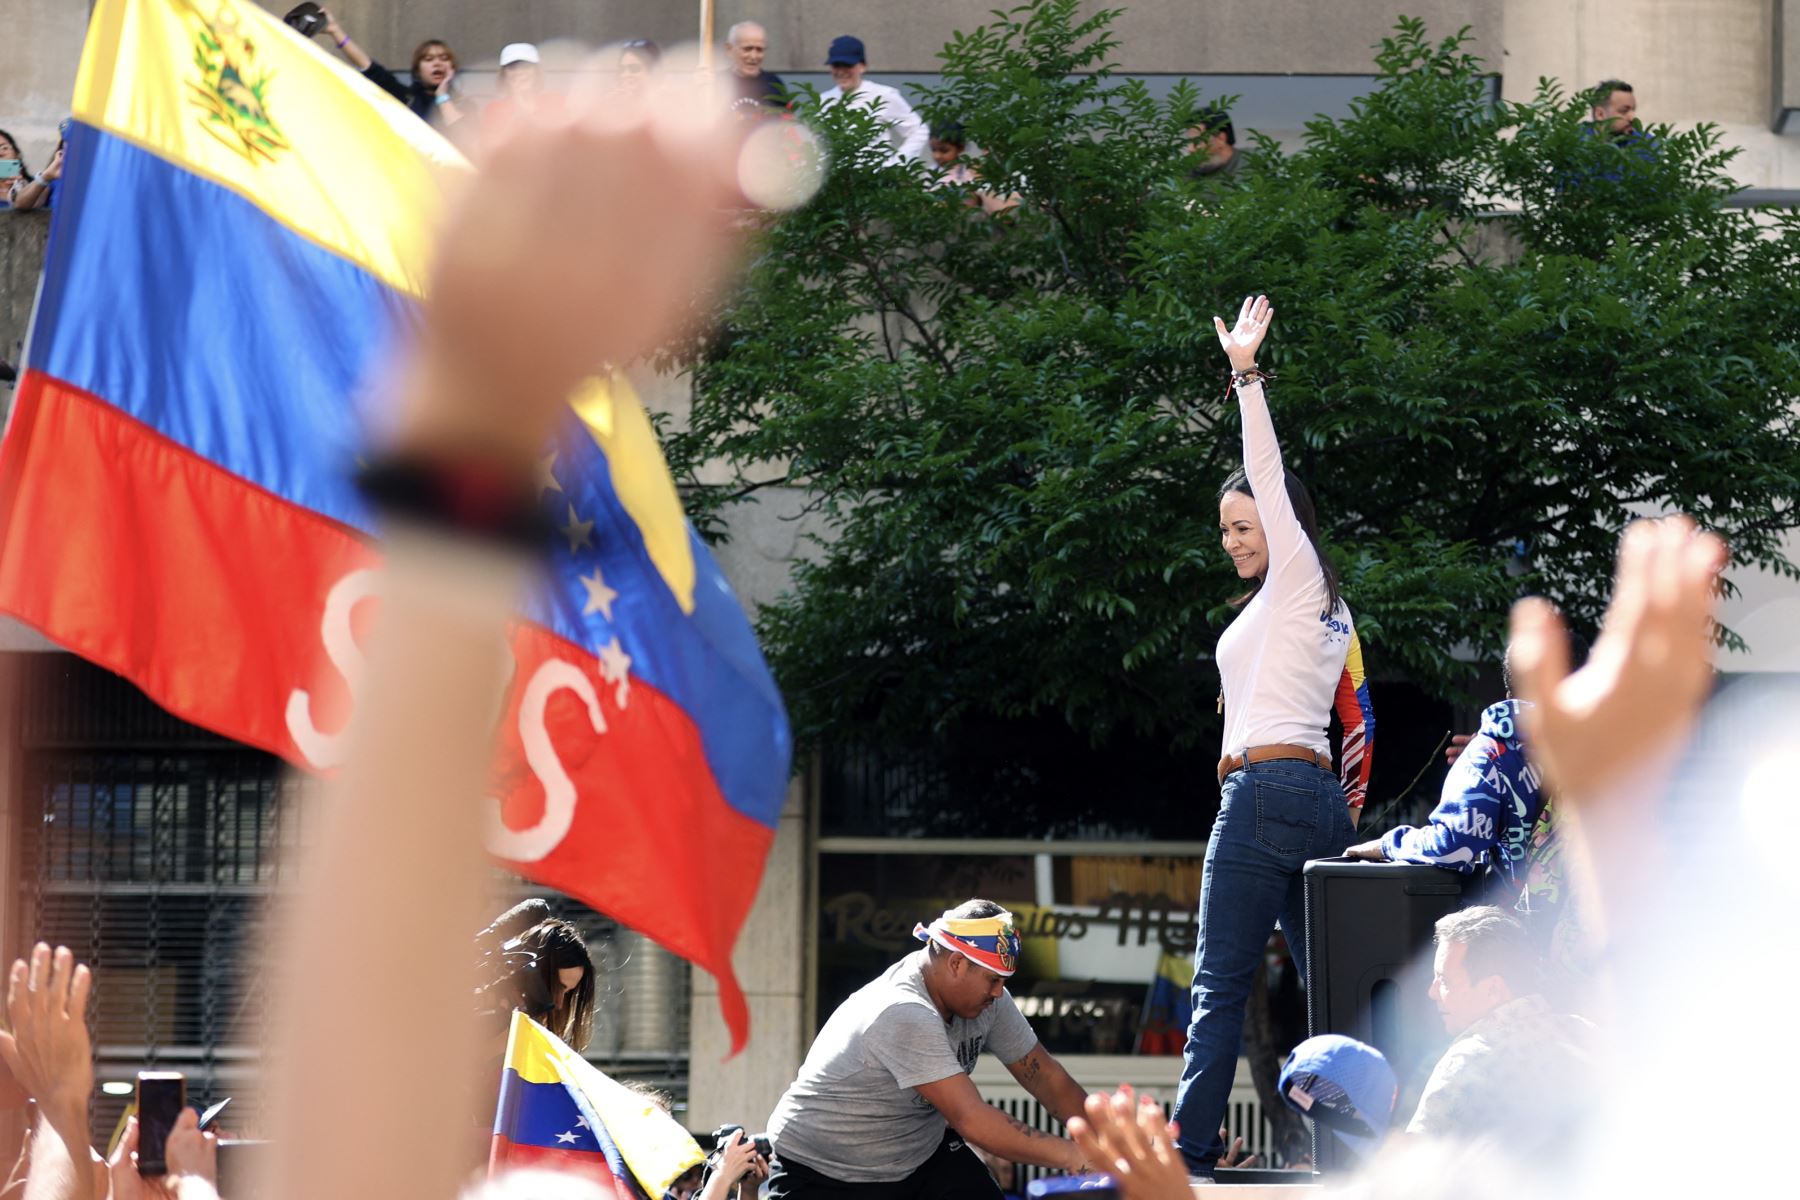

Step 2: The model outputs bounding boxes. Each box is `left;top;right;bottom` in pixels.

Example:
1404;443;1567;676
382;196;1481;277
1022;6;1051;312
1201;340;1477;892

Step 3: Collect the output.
1278;1035;1399;1165
819;34;928;164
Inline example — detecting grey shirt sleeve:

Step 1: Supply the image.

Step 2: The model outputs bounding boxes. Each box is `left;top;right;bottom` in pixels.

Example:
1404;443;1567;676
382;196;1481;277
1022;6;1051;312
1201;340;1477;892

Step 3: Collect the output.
864;1001;964;1090
986;993;1037;1065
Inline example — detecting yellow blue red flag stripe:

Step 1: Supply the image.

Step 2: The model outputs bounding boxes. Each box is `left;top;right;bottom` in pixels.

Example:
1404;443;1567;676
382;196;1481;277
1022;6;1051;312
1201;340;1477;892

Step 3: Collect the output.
0;0;789;1050
492;1012;705;1194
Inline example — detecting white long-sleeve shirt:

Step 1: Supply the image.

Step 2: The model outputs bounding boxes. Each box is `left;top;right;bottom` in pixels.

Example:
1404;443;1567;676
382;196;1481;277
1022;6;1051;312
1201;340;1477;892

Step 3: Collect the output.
820;79;929;164
1216;380;1355;759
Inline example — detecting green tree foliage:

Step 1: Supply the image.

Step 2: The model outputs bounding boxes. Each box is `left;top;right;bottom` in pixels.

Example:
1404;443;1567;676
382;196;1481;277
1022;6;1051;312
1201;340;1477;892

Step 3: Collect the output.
671;2;1800;790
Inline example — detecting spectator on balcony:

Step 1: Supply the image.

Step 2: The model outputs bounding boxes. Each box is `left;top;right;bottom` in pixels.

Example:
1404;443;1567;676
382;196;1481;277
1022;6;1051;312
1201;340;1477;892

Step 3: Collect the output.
619;40;663;100
480;44;564;152
1406;907;1595;1150
1183;110;1243;181
315;8;467;130
9;131;61;213
820;36;928;165
928;123;1020;215
1580;79;1658;188
0;128;34;211
1589;80;1641;144
724;21;786;115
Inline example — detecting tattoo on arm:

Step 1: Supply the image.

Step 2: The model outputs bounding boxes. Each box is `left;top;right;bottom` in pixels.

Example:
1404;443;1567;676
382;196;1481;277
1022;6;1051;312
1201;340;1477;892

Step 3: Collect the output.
1019;1050;1044;1087
1002;1112;1054;1142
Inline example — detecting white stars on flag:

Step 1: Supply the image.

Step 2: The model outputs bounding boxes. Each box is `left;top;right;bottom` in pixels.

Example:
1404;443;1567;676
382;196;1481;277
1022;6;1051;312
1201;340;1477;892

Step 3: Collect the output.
555;1129;580;1144
560;503;595;555
537;450;562;498
598;637;632;709
581;568;619;621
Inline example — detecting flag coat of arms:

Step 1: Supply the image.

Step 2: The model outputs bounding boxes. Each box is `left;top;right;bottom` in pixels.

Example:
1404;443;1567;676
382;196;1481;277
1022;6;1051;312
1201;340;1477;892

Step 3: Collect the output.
0;0;789;1049
492;1011;705;1194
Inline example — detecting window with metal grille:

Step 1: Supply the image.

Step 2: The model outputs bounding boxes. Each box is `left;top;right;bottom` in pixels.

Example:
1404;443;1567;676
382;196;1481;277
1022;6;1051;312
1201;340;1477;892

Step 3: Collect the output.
13;653;694;1144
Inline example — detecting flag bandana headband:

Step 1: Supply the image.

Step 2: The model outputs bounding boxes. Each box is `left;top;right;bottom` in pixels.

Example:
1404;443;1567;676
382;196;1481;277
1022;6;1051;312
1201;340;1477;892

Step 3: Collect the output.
913;911;1021;976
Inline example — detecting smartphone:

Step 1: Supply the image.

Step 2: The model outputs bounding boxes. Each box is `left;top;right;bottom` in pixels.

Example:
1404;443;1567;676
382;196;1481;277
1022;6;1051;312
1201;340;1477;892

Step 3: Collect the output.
135;1071;186;1175
0;160;20;180
1027;1176;1119;1200
282;3;328;37
198;1096;231;1131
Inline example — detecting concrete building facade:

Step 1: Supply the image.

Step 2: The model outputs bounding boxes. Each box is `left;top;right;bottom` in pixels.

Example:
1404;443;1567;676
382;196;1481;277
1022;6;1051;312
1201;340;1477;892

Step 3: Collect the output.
6;3;1798;183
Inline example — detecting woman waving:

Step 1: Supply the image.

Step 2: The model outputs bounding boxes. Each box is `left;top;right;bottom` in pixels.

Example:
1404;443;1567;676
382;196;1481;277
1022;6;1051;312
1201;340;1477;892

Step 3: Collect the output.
1170;294;1369;1175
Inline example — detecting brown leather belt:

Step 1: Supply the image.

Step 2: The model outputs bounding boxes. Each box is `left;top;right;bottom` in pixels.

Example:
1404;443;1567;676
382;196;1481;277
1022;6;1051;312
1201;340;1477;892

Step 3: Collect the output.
1217;744;1331;785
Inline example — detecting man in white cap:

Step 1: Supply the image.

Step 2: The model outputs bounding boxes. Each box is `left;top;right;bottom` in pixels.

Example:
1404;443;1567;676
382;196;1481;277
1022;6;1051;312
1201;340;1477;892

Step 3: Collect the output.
766;899;1093;1200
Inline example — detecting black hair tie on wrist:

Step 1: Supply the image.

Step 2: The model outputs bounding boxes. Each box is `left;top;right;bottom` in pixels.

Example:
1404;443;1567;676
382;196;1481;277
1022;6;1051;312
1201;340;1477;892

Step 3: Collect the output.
356;453;553;553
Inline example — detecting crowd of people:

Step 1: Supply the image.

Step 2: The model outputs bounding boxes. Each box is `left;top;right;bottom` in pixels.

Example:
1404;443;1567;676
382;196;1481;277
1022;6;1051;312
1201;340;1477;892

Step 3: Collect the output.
0;8;1754;1200
0;0;1654;223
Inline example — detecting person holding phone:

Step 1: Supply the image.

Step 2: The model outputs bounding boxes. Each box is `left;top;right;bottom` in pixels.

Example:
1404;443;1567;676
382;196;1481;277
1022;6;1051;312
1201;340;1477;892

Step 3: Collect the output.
110;1107;220;1198
9;130;61;213
0;945;220;1200
0;128;33;210
1168;295;1364;1177
313;7;466;129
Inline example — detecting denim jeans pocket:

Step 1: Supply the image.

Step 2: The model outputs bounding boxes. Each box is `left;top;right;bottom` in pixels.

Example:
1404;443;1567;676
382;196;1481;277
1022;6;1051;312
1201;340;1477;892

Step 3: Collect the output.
1253;776;1320;854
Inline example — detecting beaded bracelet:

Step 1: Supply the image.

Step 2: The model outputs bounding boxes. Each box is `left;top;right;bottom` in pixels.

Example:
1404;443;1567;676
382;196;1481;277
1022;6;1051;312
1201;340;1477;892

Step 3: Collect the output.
1222;366;1278;402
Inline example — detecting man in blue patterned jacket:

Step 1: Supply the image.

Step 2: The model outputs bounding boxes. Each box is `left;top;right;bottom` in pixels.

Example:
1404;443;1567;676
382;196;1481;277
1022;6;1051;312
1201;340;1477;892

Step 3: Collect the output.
1344;634;1591;988
1344;693;1542;886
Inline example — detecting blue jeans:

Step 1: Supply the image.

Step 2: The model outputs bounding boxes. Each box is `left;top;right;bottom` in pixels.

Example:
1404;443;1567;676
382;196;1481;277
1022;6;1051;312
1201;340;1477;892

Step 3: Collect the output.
1171;759;1356;1174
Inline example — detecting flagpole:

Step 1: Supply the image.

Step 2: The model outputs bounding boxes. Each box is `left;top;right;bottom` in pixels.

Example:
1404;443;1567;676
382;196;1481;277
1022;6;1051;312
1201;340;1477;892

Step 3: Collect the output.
699;0;715;72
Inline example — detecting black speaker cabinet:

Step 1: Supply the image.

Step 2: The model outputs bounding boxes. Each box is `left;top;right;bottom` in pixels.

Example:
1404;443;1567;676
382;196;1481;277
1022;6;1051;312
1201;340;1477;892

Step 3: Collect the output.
1301;859;1471;1172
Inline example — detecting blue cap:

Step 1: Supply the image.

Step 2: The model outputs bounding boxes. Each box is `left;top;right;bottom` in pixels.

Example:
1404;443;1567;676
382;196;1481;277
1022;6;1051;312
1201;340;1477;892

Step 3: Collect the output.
825;35;866;66
1277;1035;1398;1160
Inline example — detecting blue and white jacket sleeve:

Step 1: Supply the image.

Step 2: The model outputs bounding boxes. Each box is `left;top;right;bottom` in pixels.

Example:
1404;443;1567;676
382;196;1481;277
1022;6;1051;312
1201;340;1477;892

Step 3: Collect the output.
1380;736;1514;873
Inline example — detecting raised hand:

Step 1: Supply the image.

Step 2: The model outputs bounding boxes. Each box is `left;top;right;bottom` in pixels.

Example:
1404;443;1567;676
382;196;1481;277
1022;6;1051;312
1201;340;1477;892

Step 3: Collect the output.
1212;293;1273;372
1216;1128;1259;1169
408;67;752;464
0;944;94;1118
1509;516;1726;807
1066;1087;1190;1200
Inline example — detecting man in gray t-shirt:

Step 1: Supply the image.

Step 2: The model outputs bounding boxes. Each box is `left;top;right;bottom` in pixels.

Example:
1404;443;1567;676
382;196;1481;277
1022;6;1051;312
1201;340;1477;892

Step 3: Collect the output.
767;900;1092;1200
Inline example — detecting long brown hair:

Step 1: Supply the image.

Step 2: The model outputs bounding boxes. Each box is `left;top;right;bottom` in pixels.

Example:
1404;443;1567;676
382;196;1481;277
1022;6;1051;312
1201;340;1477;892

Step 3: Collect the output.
1219;465;1341;618
0;129;30;180
514;918;596;1050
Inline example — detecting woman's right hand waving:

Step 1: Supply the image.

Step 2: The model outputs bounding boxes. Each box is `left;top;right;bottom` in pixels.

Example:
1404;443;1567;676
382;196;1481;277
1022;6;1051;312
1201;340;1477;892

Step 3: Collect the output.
1214;293;1273;373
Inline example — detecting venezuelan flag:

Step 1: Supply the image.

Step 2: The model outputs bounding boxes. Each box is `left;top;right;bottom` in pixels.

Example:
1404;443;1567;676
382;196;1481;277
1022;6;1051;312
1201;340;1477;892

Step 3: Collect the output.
1135;950;1193;1055
493;1011;705;1193
0;0;788;1049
